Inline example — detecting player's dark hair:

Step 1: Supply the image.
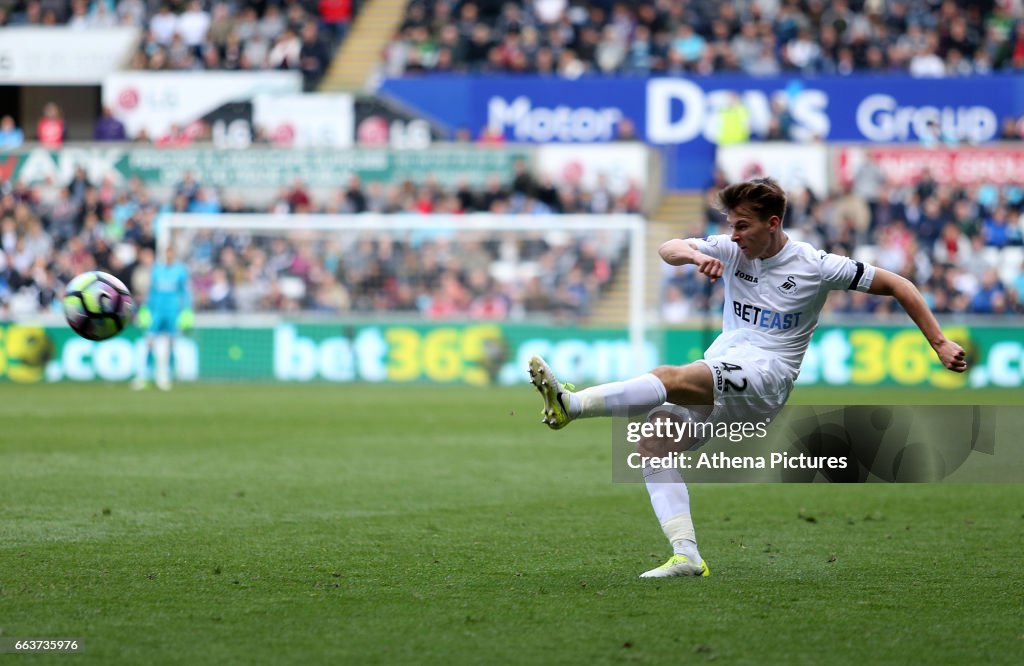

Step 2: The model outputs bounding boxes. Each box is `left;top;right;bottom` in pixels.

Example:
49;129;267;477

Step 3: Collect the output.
713;177;788;224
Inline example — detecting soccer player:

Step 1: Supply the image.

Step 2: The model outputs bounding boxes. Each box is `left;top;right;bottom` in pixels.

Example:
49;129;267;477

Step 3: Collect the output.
133;245;193;391
529;177;967;578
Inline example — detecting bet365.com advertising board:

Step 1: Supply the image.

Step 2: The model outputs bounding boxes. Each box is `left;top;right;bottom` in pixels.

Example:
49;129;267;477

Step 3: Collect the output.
1;322;1023;388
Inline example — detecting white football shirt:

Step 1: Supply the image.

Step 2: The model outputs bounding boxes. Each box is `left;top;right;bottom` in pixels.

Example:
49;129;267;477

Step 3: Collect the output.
690;234;876;379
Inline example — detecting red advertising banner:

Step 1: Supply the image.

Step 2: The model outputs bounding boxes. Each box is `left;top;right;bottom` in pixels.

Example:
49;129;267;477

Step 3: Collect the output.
836;145;1024;187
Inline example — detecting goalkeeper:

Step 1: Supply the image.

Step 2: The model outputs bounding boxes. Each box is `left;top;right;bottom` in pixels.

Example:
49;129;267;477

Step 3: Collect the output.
133;245;193;390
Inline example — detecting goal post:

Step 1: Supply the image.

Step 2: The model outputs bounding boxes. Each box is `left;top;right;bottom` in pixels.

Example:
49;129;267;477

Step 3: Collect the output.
158;213;650;380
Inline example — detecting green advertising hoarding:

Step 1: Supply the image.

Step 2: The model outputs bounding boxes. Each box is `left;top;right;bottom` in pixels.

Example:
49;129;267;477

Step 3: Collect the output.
2;322;1023;388
0;322;652;386
0;147;528;189
664;324;1024;389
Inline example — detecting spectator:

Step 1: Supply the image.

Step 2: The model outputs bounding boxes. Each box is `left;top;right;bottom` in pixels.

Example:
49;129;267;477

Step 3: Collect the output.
715;93;750;146
0;116;24;149
149;4;177;46
117;0;147;27
177;1;211;54
670;23;706;68
36;102;65;148
85;0;117;28
385;0;1020;78
909;40;946;77
267;27;302;70
983;206;1020;248
661;284;693;323
94;107;127;142
970;269;1007;313
155;123;195;148
207;3;234;46
259;4;286;42
298;20;331;90
319;0;353;46
66;0;88;29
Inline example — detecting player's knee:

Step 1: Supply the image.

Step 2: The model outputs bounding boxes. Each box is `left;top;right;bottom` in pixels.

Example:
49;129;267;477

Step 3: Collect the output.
650;364;684;388
651;363;714;405
635;404;702;459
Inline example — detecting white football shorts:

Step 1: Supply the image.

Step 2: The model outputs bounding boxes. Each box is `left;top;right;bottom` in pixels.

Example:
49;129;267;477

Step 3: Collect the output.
641;343;794;451
696;342;794;427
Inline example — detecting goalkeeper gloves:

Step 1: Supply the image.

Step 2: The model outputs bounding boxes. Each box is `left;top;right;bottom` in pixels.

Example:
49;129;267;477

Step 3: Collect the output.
136;306;151;329
177;308;194;332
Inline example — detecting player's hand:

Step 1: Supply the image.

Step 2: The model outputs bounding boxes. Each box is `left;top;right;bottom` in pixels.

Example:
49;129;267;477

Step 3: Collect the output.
934;339;967;373
136;306;151;329
177;308;194;332
694;253;724;282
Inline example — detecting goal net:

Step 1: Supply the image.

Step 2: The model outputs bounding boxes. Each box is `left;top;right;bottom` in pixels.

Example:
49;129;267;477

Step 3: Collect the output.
153;213;652;385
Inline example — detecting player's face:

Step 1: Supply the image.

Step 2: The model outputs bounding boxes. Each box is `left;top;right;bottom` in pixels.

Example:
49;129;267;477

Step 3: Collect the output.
727;205;779;259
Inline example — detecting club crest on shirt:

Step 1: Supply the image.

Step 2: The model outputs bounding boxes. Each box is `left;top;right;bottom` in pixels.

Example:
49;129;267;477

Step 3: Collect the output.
778;275;797;294
704;236;718;247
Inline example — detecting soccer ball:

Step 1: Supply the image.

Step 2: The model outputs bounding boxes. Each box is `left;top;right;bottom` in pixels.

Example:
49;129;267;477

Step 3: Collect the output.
63;271;135;341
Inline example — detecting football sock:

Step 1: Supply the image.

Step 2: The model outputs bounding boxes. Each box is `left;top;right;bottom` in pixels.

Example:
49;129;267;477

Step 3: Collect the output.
643;464;702;562
135;342;153;382
154;336;171;385
569;373;667;418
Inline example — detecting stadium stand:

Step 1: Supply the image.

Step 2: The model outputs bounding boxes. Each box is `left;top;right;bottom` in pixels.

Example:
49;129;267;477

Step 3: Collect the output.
1;0;1023;325
0;165;636;320
384;0;1019;77
663;171;1024;320
0;1;356;91
2;150;1022;321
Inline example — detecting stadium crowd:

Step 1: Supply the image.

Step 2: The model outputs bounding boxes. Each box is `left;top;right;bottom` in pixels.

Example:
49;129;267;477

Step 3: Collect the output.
384;0;1024;78
662;166;1024;321
0;0;355;91
1;1;1023;323
1;152;1023;323
0;164;636;321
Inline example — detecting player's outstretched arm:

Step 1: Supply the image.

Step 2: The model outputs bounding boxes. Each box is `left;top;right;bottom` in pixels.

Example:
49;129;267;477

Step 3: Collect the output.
867;268;967;372
658;239;724;281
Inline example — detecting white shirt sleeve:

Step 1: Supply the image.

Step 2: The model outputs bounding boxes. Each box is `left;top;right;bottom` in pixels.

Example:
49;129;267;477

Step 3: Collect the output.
819;251;876;292
690;234;739;265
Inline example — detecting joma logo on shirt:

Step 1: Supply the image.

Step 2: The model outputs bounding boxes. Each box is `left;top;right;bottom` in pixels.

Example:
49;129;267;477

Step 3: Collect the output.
733;301;803;330
734;269;758;284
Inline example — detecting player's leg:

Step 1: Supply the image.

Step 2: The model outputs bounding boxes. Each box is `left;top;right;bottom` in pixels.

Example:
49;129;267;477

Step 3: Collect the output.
638;354;791;578
528;354;713;429
154;332;173;391
133;310;161;390
636;405;709;578
148;309;173;391
133;335;153;390
528;355;716;577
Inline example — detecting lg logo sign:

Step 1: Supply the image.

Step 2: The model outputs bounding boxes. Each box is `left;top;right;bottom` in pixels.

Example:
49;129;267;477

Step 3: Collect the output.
116;86;178;111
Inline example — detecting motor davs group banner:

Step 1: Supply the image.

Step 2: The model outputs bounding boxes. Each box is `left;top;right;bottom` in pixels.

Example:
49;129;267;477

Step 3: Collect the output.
379;73;1024;188
2;322;1023;388
382;74;1023;146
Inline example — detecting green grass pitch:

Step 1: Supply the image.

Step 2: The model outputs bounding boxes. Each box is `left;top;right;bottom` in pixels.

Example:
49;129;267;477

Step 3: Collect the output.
1;383;1022;665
